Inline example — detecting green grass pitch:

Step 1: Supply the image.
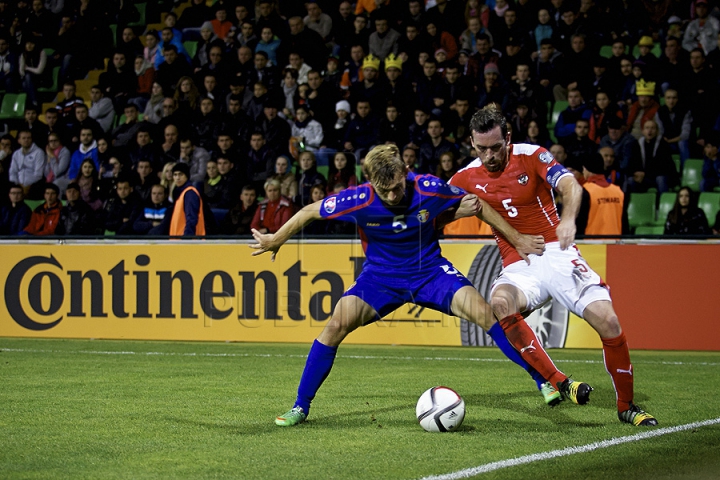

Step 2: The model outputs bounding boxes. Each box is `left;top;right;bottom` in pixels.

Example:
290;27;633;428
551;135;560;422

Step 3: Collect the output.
1;338;719;479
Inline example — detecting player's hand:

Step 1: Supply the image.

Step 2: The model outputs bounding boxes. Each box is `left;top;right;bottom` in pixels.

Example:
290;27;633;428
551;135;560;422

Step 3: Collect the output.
456;194;481;219
250;228;280;261
556;220;576;250
515;234;545;264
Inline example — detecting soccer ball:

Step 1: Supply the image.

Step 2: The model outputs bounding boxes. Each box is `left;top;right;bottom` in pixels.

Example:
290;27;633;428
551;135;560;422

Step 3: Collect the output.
416;386;466;432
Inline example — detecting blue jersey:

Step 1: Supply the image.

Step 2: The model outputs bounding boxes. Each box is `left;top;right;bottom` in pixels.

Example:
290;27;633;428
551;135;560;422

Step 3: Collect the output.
319;172;466;272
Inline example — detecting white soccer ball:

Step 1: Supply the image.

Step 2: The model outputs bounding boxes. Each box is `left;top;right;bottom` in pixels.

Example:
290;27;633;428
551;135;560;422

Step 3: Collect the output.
416;386;466;432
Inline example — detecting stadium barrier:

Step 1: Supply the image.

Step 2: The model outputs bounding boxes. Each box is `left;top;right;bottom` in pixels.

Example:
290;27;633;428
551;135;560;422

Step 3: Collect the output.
0;240;717;351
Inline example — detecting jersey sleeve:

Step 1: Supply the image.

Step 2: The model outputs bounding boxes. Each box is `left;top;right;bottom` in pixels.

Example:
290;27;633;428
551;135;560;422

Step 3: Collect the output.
414;174;467;215
533;148;573;189
318;184;373;222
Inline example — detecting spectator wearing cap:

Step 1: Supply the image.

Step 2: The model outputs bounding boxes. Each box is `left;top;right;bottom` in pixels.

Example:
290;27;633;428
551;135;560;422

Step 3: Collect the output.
581;153;626;236
636;35;660;78
169;162;206;236
627;79;660;140
683;0;720;54
498;36;529;81
318;100;351;156
477;62;509;112
349;54;385;114
368;16;400;61
257;99;292;153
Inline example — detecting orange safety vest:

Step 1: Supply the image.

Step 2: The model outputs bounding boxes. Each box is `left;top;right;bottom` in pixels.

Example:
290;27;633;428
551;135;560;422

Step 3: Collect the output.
583;177;624;235
169;185;206;236
443;216;493;236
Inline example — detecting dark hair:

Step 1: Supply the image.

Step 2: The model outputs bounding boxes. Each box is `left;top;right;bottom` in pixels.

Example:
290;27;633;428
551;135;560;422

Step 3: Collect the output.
282;67;299;79
470;105;508;138
667;187;697;225
255;50;269;59
163;43;178;53
45;183;60;194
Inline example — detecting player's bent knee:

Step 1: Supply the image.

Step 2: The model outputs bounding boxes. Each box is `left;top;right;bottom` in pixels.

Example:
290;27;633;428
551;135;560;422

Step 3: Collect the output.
490;295;513;320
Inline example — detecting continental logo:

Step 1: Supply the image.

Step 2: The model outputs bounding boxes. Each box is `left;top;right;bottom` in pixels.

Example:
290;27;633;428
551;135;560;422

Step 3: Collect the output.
5;254;366;331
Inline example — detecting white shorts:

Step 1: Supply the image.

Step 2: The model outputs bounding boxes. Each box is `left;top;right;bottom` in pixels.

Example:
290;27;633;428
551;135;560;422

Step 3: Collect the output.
491;242;611;317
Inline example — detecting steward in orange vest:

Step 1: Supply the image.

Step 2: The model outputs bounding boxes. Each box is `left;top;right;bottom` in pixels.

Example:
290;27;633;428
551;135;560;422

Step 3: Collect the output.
582;153;625;235
169;163;206;236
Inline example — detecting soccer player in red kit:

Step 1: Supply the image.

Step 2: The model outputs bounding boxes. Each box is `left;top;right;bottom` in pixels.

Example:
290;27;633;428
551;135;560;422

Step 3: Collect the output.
450;106;658;426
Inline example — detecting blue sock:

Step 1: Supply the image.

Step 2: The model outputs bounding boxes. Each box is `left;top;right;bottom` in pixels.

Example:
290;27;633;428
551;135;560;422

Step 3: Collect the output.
487;322;546;390
294;340;338;414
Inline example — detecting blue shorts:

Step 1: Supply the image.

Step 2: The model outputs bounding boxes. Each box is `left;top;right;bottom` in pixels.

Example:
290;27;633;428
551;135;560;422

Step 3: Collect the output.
344;260;473;319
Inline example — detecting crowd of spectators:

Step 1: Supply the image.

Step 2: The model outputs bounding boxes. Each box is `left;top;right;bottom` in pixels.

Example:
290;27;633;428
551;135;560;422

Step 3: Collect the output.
1;0;720;237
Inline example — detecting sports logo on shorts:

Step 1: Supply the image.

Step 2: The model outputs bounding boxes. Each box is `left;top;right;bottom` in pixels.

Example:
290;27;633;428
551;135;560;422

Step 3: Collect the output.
517;173;529;185
323;197;337;214
417;209;429;223
538;151;554;164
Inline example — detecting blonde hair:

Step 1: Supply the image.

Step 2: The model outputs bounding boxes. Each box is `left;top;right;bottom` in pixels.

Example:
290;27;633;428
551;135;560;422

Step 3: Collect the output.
363;145;404;189
161;162;176;192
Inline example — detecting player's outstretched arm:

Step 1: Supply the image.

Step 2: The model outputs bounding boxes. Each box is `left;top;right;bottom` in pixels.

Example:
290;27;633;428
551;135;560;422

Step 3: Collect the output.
477;198;545;264
250;201;323;261
555;175;582;249
436;194;481;229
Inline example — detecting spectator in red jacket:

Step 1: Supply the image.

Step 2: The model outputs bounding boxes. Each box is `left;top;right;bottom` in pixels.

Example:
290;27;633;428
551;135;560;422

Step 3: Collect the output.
251;178;294;234
22;183;62;235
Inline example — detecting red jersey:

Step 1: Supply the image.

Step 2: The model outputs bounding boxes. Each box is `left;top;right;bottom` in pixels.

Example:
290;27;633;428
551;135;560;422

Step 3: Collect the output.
450;143;572;266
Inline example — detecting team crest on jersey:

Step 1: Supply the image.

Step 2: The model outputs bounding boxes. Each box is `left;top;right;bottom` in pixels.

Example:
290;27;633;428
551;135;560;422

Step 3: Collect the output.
538;151;554;164
449;185;461;194
417;209;429;223
323;197;337;214
517;173;529;185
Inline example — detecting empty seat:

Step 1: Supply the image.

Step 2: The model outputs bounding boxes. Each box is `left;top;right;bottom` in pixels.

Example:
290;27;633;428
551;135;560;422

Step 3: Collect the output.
655;192;676;226
681;159;703;192
698;192;720;225
634;225;665;236
627;192;656;230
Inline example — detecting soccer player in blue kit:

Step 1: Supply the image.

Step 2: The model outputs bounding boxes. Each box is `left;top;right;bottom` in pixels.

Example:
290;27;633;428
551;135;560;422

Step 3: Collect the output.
251;145;591;426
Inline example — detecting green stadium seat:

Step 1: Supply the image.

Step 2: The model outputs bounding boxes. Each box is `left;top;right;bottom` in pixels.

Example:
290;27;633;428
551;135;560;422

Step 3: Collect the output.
681;159;703;192
655;192;676;226
38;66;60;94
671;154;681;173
183;41;198;59
698;192;720;225
0;93;27;120
128;3;146;28
599;45;613;58
24;199;44;211
109;24;117;48
104;229;116;236
316;165;329;180
549;100;568;129
627;192;656;230
634;225;665;236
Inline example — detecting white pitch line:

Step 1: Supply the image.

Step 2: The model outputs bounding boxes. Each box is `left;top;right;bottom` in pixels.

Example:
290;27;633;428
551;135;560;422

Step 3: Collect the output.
419;417;720;480
0;348;719;366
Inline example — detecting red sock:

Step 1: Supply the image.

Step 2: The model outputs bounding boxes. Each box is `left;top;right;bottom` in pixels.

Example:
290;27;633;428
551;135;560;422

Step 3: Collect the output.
602;332;634;412
499;313;567;387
